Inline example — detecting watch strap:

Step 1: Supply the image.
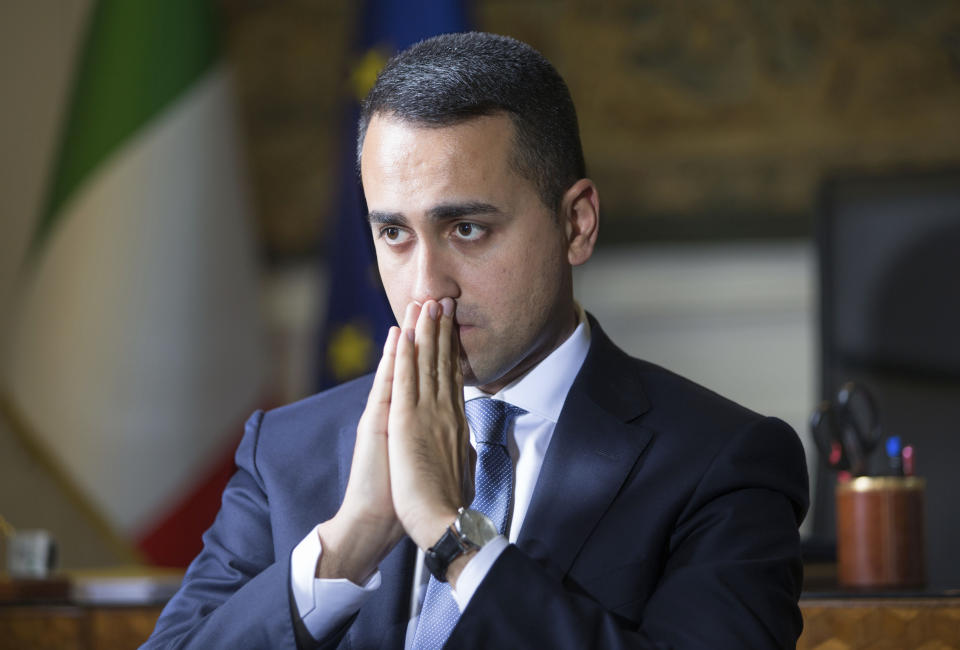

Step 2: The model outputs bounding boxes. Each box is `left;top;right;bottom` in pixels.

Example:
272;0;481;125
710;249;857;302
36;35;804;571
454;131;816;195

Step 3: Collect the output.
424;524;476;582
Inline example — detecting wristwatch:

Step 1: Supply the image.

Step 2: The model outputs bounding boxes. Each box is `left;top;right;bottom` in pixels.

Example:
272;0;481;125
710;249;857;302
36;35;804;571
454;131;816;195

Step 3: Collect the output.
424;507;498;582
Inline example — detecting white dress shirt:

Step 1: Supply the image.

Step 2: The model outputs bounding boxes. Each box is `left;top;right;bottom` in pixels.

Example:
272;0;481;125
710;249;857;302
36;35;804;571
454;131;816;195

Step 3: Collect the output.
292;307;591;643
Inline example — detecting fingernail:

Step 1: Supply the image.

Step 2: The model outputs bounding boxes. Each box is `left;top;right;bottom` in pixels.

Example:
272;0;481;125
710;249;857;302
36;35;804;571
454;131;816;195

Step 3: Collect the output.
405;302;418;322
405;328;415;342
427;302;440;320
440;297;454;316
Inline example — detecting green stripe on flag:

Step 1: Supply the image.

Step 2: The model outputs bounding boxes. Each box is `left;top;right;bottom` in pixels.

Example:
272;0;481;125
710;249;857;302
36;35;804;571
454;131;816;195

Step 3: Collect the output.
30;0;219;259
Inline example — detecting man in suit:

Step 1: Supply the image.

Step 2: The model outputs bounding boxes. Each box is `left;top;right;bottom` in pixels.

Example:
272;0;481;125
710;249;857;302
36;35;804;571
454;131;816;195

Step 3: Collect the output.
145;32;808;649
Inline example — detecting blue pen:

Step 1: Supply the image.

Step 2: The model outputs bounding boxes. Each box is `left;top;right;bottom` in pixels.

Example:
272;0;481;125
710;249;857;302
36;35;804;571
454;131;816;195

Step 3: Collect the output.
885;435;903;476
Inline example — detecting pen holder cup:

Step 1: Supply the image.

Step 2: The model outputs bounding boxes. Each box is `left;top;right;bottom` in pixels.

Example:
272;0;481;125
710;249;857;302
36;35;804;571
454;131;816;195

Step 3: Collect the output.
835;476;926;588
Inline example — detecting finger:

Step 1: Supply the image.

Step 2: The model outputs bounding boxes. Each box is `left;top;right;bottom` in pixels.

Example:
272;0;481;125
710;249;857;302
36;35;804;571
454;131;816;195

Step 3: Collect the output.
436;298;457;403
401;301;420;335
366;327;400;408
416;300;440;399
450;301;465;409
392;302;420;407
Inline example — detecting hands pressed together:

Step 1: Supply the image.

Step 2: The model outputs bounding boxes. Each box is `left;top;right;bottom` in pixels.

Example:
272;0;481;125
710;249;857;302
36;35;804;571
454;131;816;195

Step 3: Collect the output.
316;298;477;586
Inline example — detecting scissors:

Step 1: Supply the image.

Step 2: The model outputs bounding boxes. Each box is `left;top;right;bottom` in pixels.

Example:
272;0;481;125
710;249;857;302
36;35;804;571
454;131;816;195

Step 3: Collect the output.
810;382;882;476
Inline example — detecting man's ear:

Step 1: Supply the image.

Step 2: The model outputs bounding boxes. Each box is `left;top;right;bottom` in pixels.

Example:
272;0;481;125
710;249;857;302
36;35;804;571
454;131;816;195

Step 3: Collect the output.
561;179;599;266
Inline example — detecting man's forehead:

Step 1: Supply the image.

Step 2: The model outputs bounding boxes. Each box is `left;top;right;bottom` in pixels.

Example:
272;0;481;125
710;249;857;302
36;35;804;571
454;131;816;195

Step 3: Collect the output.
362;111;516;157
359;111;549;222
361;113;518;189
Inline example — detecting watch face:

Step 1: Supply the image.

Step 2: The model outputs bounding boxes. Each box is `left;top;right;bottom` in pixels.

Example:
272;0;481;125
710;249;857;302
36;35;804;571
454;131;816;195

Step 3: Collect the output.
458;508;498;545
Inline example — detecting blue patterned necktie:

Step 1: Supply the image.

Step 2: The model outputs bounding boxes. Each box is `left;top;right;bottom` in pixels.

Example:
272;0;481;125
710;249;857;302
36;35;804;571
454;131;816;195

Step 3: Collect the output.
411;398;525;649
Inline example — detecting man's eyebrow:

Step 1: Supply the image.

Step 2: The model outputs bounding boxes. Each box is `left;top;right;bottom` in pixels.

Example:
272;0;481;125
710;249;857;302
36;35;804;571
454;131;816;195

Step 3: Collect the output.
367;211;408;226
426;201;501;221
367;202;502;226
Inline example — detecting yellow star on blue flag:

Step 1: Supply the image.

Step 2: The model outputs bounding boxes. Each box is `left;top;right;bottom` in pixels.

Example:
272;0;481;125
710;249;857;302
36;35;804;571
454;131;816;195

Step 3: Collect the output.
327;322;375;382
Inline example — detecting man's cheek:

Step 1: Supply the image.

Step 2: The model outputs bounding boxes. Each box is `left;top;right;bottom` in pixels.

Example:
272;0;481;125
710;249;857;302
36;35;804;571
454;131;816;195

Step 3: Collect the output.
380;283;407;324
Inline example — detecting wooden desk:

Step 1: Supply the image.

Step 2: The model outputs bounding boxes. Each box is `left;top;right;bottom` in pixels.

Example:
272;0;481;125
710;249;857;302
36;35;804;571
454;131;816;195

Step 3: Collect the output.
799;559;960;649
0;604;163;650
799;596;960;650
3;593;959;649
0;574;173;650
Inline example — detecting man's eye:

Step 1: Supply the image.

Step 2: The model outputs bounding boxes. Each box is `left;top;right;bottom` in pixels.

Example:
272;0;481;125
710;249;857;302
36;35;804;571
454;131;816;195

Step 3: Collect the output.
380;227;409;244
455;223;484;240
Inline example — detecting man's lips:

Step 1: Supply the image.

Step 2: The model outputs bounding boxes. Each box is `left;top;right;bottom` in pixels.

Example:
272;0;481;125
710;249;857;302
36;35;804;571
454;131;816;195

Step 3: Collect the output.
452;305;480;336
455;323;477;344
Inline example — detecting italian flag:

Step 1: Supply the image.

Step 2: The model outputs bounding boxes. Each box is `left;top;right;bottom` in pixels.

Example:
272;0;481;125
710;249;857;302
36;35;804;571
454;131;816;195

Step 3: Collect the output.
3;0;265;566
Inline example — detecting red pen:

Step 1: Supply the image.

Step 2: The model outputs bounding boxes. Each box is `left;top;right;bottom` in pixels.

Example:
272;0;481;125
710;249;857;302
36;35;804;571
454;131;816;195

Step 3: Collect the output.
902;445;915;477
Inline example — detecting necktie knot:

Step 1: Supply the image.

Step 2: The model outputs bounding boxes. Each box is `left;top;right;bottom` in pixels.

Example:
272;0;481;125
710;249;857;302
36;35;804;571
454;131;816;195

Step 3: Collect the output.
465;398;525;447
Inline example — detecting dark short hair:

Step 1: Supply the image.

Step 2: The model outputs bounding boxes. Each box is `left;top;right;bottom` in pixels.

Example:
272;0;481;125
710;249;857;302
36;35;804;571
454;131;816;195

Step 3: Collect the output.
357;32;586;214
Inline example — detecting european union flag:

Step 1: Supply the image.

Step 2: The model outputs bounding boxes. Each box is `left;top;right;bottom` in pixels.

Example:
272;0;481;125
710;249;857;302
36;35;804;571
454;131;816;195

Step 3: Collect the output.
317;0;470;389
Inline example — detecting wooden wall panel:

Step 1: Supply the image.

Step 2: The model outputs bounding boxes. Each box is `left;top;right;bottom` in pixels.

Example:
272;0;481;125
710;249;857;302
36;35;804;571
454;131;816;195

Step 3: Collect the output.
221;0;960;256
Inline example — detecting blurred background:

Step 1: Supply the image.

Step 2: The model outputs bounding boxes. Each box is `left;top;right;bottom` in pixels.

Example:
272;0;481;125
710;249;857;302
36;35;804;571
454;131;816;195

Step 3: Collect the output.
2;0;959;577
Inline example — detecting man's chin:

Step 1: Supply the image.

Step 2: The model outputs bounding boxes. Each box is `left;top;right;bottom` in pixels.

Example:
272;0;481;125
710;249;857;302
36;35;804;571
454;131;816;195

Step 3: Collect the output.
460;355;517;394
459;355;496;391
459;340;520;392
459;356;479;387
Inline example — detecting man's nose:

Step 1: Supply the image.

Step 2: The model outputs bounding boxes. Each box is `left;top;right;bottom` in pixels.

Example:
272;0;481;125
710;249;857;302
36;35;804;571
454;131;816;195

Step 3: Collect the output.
412;243;458;304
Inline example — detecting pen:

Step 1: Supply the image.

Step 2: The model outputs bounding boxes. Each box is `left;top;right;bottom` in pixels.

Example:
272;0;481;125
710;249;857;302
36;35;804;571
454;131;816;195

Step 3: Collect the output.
885;435;903;476
902;444;915;477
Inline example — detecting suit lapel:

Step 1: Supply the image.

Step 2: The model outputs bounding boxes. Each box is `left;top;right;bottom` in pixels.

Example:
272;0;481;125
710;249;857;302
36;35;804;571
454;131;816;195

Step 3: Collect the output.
517;317;652;577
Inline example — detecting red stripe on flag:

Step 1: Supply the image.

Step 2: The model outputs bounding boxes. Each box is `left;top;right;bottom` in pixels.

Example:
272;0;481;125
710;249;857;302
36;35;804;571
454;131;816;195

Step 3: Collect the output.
134;433;242;567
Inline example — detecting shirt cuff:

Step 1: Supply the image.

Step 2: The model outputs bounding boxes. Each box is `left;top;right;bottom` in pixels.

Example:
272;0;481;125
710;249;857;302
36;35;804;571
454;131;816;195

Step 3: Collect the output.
450;534;508;611
290;524;381;641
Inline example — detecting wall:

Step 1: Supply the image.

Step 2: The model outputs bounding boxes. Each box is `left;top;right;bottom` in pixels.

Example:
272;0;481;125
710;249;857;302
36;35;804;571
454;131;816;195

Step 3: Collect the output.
221;0;960;256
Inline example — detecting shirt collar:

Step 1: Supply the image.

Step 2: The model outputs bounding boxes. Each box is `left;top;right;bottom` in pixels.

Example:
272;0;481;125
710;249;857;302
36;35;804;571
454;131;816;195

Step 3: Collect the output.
463;303;591;423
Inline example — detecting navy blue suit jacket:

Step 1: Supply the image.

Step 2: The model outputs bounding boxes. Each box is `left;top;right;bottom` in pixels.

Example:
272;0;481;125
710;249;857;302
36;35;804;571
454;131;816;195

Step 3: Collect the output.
146;317;808;649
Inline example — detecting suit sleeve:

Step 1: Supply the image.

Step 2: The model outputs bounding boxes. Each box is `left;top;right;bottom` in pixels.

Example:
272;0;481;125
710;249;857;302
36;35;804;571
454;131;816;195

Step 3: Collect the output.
447;416;809;650
142;411;346;650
